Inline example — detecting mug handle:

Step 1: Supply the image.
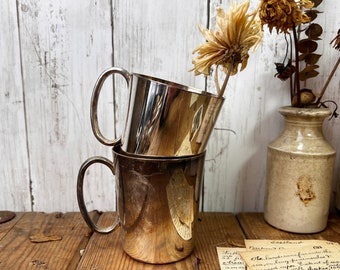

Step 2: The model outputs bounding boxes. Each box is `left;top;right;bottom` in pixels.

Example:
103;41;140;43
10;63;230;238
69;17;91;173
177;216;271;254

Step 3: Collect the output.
77;156;119;234
90;67;131;146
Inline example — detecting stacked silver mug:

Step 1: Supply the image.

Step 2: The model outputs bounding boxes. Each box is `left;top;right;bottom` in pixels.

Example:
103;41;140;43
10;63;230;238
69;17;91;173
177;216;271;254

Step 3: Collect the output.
77;67;224;264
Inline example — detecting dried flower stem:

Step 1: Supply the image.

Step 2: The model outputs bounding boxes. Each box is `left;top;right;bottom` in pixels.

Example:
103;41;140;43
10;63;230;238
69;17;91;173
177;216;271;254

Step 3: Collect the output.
214;67;221;95
316;57;340;104
292;24;301;106
218;62;233;98
288;33;294;101
219;71;232;98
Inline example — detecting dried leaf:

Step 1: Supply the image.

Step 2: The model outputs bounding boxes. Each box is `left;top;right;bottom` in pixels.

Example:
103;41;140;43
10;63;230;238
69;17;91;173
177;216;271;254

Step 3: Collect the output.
304;10;322;21
302;64;320;72
305;23;323;39
299;65;319;81
299;53;322;65
298;39;318;53
275;62;296;81
305;53;322;65
29;232;62;243
310;0;323;8
331;30;340;51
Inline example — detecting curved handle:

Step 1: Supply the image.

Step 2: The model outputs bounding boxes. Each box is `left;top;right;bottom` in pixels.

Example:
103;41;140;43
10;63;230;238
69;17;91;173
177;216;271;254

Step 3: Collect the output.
77;156;120;233
91;67;131;146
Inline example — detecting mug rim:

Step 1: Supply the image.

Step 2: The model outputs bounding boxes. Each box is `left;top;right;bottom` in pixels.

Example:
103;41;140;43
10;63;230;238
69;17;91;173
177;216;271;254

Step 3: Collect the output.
132;73;223;99
112;144;206;161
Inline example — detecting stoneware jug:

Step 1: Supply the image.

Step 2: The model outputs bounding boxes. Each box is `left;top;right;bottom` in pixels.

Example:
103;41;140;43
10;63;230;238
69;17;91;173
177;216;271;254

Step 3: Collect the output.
264;106;336;233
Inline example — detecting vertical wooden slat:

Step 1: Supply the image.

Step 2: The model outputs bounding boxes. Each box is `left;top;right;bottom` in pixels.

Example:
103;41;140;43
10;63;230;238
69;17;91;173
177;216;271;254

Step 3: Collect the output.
0;1;31;211
112;0;208;140
202;0;290;213
16;0;116;212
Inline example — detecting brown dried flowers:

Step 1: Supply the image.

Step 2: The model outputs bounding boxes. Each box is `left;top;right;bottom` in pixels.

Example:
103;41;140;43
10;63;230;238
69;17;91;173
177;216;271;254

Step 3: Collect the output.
259;0;340;109
191;0;339;113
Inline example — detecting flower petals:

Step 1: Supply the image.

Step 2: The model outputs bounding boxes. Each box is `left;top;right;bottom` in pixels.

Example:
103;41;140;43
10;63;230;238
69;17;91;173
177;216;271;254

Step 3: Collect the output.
259;0;314;33
191;0;263;77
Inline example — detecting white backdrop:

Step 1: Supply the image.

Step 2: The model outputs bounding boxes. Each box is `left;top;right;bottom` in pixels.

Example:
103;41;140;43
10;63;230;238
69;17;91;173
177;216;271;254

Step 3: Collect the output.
1;0;340;213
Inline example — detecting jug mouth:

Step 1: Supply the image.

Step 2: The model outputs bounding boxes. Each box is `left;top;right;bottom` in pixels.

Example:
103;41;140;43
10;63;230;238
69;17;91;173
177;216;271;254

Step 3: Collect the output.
112;144;206;161
279;106;332;118
132;73;222;98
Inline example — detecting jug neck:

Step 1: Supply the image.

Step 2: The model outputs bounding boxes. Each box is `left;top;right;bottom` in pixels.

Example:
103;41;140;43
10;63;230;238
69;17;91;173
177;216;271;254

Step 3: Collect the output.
278;106;331;137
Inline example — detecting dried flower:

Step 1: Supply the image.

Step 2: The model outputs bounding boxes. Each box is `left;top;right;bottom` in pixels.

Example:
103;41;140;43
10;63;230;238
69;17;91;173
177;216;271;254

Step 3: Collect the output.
259;0;314;33
260;0;339;109
191;0;262;97
331;29;340;51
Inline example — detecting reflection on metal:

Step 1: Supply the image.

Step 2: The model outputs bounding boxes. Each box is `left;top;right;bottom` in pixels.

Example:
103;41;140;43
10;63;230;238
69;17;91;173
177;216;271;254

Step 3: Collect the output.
91;67;224;156
114;146;205;263
166;168;194;241
77;145;206;264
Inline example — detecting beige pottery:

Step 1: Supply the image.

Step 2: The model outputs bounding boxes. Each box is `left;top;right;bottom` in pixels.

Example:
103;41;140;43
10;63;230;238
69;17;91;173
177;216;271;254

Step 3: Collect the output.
264;106;336;233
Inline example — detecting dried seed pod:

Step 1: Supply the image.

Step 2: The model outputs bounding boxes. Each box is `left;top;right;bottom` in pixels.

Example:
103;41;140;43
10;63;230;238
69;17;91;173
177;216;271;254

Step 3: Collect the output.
292;89;316;106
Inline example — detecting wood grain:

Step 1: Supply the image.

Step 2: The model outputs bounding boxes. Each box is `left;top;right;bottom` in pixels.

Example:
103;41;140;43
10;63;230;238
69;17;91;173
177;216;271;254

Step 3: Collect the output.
1;212;340;269
0;1;31;211
16;0;115;212
0;212;99;270
237;212;340;243
0;213;24;241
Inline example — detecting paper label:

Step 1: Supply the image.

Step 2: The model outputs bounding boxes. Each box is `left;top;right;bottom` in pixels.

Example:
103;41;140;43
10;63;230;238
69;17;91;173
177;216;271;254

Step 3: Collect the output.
216;247;247;270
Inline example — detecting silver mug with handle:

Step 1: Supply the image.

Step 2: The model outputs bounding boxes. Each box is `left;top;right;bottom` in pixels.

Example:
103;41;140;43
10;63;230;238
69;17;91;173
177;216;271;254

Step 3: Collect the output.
77;144;205;264
91;67;224;156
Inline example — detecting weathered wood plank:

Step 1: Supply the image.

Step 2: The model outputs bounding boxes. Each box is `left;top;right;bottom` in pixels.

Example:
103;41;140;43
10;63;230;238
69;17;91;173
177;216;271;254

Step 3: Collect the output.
237;212;340;243
112;0;208;148
0;212;99;270
0;1;31;211
194;212;246;268
77;212;244;269
16;0;115;212
0;212;24;241
203;0;292;214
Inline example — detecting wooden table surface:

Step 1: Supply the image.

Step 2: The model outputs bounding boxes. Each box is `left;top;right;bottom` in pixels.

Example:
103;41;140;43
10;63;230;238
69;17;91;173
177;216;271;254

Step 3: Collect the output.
1;212;340;269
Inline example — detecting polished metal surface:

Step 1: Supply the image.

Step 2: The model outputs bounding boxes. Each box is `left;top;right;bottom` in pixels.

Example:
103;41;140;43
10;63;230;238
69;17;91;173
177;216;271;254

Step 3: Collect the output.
91;67;224;156
77;145;205;264
77;156;120;234
90;67;130;146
